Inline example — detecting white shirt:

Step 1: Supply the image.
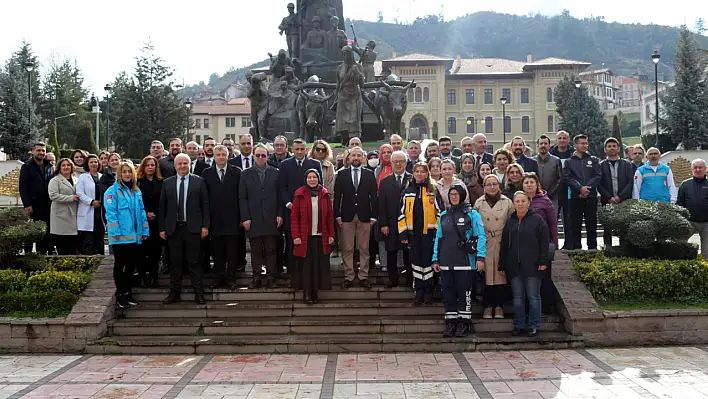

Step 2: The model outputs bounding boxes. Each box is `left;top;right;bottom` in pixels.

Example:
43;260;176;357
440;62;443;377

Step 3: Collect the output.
241;155;254;169
205;157;213;167
350;167;362;187
632;163;678;203
176;173;190;220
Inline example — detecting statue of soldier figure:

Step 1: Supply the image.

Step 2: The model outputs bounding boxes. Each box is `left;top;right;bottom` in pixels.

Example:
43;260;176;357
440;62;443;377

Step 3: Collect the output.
324;15;348;62
279;3;300;59
334;45;365;145
247;73;269;143
353;40;377;82
269;49;294;80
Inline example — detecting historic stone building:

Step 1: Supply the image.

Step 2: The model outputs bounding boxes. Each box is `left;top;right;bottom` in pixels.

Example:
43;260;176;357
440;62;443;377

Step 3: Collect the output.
381;53;591;151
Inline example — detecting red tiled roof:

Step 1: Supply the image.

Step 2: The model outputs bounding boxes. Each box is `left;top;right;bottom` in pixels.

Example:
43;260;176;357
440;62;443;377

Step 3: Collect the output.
191;100;251;116
452;58;526;75
382;53;454;62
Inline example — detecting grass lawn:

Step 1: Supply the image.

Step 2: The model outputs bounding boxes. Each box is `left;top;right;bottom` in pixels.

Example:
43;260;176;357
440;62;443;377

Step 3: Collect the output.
601;300;708;311
621;136;642;146
0;309;71;318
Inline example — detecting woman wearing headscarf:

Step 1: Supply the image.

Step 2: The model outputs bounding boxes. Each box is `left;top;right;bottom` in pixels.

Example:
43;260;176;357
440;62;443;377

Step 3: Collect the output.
473;174;514;319
500;191;550;337
76;154;104;255
432;184;486;338
458;154;478;195
291;169;335;304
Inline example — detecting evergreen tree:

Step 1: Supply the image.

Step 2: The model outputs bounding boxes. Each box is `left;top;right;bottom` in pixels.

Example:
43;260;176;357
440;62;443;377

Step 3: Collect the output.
39;57;90;146
0;41;41;160
74;121;97;154
659;26;708;150
554;75;611;156
50;123;61;160
612;114;622;149
110;43;188;159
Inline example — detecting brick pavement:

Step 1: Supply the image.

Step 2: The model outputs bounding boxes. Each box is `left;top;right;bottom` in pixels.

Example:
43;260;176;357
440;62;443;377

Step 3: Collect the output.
2;347;708;398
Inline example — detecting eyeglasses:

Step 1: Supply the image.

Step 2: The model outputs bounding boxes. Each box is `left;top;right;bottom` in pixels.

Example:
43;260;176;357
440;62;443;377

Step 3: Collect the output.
315;147;327;152
254;154;268;159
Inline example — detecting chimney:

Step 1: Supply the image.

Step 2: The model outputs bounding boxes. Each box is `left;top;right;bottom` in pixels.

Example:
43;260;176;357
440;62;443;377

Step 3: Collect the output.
527;53;533;63
453;55;462;73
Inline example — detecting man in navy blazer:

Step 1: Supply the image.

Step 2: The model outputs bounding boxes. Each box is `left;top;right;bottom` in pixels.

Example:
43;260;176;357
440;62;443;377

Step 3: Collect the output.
277;138;322;277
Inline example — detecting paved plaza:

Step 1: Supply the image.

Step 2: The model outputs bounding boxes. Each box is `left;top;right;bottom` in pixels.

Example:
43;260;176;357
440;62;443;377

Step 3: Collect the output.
1;347;708;398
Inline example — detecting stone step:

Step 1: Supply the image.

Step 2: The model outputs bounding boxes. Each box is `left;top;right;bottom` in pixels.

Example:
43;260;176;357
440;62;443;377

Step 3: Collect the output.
130;287;416;302
87;332;583;354
108;314;564;336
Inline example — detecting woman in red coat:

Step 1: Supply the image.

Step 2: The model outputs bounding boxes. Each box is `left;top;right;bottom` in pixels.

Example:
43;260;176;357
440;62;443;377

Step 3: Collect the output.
292;169;335;304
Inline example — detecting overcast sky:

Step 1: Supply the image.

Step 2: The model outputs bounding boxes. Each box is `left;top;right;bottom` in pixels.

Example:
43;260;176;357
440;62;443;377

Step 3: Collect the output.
1;0;705;95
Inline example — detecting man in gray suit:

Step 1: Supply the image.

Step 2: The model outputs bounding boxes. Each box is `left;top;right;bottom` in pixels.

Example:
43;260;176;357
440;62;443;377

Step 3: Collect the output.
160;153;210;304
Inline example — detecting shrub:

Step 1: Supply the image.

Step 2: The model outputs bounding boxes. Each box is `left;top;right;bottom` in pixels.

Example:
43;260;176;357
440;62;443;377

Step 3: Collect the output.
573;252;708;303
598;199;697;259
0;290;78;315
25;271;91;295
46;256;102;272
0;208;47;268
0;269;27;292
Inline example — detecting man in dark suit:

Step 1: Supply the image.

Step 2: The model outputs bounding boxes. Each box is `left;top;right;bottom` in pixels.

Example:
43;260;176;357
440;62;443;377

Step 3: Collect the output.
240;144;284;288
438;136;461;172
160;153;210;304
598;137;634;248
405;140;422;173
468;134;494;167
334;146;378;289
19;142;54;254
510;136;538;174
228;133;254;271
203;145;242;289
278;138;322;278
159;138;183;178
186;141;208;176
378;150;411;288
266;135;292;274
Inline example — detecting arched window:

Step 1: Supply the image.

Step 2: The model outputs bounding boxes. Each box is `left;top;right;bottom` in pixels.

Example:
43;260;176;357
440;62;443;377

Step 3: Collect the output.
447;117;457;134
423;87;430;102
408;89;414;103
466;117;475;133
485;116;493;133
546;87;554;103
522;116;530;133
415;87;422;102
548;115;554;132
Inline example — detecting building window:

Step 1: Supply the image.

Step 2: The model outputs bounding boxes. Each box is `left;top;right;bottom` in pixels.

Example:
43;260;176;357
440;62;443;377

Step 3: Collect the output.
465;88;474;104
522;116;530;133
504;116;511;134
195;135;201;144
466;117;475;133
203;118;209;129
408;89;414;102
447;117;457;134
484;89;493;104
520;88;529;104
415;87;422;102
195;119;201;129
486;144;494;153
242;116;252;127
447;89;456;105
502;88;511;103
226;134;236;141
423;87;430;102
546;87;553;103
226;117;236;128
547;115;554;132
645;104;651;119
485;116;493;133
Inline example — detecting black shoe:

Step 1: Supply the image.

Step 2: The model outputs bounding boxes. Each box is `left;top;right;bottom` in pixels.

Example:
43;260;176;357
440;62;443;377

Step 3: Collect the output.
341;280;353;289
455;321;471;337
360;279;371;290
195;293;206;305
302;291;313;305
512;328;523;336
210;282;230;290
116;294;130;309
248;280;262;289
423;292;433;305
527;328;539;337
162;292;181;304
125;293;139;306
149;276;159;288
386;281;398;288
443;321;456;337
266;279;276;289
311;291;319;304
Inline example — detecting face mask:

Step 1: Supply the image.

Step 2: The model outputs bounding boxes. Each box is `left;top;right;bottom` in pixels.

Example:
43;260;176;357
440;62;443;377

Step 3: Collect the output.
367;158;380;168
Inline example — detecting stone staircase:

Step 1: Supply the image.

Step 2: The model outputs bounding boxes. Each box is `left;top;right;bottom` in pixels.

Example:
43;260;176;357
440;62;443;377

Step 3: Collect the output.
88;267;582;354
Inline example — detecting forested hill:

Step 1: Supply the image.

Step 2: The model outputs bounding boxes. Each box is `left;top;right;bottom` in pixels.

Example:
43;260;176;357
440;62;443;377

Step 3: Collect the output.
187;11;706;95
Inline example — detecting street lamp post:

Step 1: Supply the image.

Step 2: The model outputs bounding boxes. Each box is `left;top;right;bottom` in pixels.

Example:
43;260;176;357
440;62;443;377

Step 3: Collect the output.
104;84;112;150
24;62;34;136
574;79;582;134
185;100;193;139
90;94;100;148
500;96;508;144
652;50;661;147
53;113;76;144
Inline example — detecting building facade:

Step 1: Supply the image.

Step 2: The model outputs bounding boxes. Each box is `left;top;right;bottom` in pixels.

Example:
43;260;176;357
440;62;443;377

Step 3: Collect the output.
381;54;590;151
640;81;671;137
189;99;252;144
615;76;641;108
579;68;617;110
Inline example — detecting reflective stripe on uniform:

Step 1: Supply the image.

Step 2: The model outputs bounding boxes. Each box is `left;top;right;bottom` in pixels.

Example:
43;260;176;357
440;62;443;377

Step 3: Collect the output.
458;311;472;319
444;312;458;320
439;266;472;271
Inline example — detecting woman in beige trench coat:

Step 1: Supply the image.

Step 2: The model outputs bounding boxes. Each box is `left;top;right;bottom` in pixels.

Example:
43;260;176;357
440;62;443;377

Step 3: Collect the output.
474;174;514;320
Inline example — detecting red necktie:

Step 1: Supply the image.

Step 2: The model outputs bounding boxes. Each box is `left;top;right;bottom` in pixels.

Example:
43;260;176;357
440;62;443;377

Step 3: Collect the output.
245;157;250;168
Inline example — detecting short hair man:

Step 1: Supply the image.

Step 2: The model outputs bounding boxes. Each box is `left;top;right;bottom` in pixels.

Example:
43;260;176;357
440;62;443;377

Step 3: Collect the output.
19;142;53;254
632;147;677;204
598;137;635;248
389;134;404;152
563;134;602;250
510;136;538;174
677;159;708;258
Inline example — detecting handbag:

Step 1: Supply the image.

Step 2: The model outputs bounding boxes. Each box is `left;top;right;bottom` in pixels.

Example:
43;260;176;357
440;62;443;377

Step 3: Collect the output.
453;213;478;255
548;242;556;261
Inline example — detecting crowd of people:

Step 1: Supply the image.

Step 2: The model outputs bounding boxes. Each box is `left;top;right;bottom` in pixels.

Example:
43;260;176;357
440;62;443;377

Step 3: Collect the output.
17;129;708;338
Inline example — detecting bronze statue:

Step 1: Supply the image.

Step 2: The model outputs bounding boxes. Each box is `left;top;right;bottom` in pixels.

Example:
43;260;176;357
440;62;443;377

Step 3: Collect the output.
334;45;365;145
302;16;326;49
269;49;294;79
279;3;300;59
247;72;269;142
324;15;348;62
353;40;377;82
280;66;301;92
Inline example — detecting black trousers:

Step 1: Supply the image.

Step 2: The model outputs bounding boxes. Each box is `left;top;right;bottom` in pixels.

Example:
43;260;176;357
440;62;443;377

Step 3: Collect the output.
275;231;285;275
212;234;239;283
236;230;247;271
441;269;473;321
80;228;105;256
113;243;139;294
250;236;278;281
558;196;572;249
408;233;435;300
285;230;296;277
140;236;162;278
201;235;212;272
540;262;555;310
53;234;79;255
386;249;411;286
570;198;598;250
484;284;507;308
167;224;204;294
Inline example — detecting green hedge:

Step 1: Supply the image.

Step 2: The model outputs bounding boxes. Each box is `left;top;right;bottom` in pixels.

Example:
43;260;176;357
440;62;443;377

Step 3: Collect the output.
13;255;103;273
0;208;47;268
0;269;27;292
0;290;78;314
573;252;708;303
25;271;90;295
